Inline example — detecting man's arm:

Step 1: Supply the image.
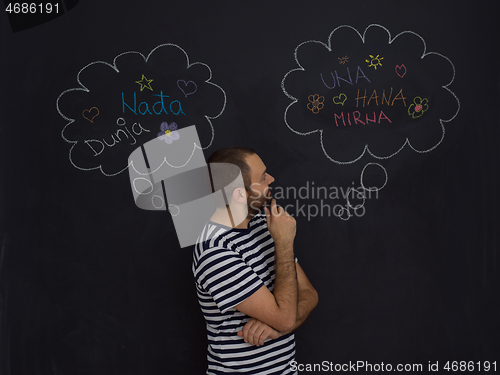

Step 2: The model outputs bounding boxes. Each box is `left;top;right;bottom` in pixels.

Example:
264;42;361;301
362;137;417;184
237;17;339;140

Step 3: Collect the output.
281;261;318;334
233;199;298;332
238;262;318;346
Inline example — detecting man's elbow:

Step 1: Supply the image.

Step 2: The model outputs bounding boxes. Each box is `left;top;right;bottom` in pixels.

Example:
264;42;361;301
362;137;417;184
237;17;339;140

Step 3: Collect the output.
311;288;319;309
302;285;319;311
272;308;297;332
277;314;297;332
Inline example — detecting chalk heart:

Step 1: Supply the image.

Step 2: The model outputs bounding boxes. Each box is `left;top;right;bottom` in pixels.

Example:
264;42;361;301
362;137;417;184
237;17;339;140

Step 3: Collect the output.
177;80;197;97
395;64;407;78
332;93;347;106
82;107;99;123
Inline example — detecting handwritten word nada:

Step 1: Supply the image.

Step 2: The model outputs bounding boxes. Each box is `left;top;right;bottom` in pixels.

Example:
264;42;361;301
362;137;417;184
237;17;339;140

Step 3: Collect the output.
85;118;150;156
122;91;186;116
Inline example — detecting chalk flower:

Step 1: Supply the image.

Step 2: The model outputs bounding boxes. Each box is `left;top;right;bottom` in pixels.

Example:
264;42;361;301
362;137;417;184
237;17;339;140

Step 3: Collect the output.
157;122;180;144
408;97;429;119
307;94;325;114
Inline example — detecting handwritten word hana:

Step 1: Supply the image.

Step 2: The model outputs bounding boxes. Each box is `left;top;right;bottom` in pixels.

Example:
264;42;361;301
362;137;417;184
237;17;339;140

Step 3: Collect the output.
355;88;407;108
122;91;186;116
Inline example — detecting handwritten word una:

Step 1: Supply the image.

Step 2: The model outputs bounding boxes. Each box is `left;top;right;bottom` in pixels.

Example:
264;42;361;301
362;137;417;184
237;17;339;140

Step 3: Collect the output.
320;66;371;89
122;91;186;116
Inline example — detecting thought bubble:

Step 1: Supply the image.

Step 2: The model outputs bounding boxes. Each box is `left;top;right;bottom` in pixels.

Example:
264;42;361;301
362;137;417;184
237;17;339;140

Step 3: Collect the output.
282;24;460;164
57;44;226;176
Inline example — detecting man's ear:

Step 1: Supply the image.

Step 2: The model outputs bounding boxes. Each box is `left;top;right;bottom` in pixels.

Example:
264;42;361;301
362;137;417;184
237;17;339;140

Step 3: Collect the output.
232;187;247;203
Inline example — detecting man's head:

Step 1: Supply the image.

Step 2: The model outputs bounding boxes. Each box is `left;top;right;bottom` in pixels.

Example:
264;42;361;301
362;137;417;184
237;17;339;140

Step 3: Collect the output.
207;147;275;217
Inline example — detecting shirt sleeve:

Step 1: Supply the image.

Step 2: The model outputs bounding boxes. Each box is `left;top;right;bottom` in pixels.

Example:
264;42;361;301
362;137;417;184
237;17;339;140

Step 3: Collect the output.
194;247;264;313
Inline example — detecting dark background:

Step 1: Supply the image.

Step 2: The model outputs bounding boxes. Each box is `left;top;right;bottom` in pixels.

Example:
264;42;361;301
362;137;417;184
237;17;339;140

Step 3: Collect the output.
1;1;498;374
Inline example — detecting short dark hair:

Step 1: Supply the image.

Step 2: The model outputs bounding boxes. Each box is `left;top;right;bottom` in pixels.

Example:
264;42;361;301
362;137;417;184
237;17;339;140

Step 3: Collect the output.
207;146;256;192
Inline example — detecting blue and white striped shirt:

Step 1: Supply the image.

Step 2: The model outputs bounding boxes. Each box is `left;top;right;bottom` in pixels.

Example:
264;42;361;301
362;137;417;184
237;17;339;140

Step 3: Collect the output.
193;213;296;374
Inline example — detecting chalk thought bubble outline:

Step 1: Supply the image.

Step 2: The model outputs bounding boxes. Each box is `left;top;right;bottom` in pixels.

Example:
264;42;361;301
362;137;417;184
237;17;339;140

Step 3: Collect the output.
57;43;227;176
281;24;460;165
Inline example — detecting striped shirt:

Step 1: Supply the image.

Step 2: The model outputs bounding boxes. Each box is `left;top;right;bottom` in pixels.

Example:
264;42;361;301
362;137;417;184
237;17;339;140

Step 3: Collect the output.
193;213;297;374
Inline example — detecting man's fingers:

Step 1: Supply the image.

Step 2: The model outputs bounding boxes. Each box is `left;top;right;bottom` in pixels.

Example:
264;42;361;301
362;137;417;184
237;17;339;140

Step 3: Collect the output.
238;319;278;346
270;199;289;218
242;319;256;343
270;198;279;216
256;328;268;346
270;198;276;209
246;323;259;345
264;206;271;224
253;328;265;346
250;326;264;346
240;319;265;346
259;332;267;346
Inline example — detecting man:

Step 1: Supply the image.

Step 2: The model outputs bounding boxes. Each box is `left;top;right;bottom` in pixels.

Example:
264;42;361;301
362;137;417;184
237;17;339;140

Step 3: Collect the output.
192;147;318;374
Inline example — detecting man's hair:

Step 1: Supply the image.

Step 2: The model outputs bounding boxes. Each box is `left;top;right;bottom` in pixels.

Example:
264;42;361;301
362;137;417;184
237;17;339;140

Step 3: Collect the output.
207;146;256;193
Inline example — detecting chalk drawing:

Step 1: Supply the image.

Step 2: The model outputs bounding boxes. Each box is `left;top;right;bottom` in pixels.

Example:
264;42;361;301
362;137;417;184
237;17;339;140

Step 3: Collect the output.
82;107;99;123
135;74;154;91
408;97;429;119
157;122;181;144
332;93;348;106
307;94;325;114
338;56;349;65
395;64;407;78
177;79;198;97
57;44;226;176
366;54;384;70
282;24;459;219
282;24;460;164
334;162;388;220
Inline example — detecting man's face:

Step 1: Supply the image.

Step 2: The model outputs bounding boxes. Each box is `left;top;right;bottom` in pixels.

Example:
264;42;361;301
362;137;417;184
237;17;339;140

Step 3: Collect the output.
245;153;275;216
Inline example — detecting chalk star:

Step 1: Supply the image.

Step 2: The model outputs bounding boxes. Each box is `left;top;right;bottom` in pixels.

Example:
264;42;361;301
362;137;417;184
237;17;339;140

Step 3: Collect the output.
135;74;154;91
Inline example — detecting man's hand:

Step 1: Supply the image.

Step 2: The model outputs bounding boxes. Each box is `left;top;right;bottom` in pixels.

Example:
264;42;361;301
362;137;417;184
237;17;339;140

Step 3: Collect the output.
264;199;296;249
237;318;281;346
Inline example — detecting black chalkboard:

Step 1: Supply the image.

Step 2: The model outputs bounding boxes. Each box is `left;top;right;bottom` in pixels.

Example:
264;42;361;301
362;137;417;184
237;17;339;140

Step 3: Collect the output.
1;1;499;374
